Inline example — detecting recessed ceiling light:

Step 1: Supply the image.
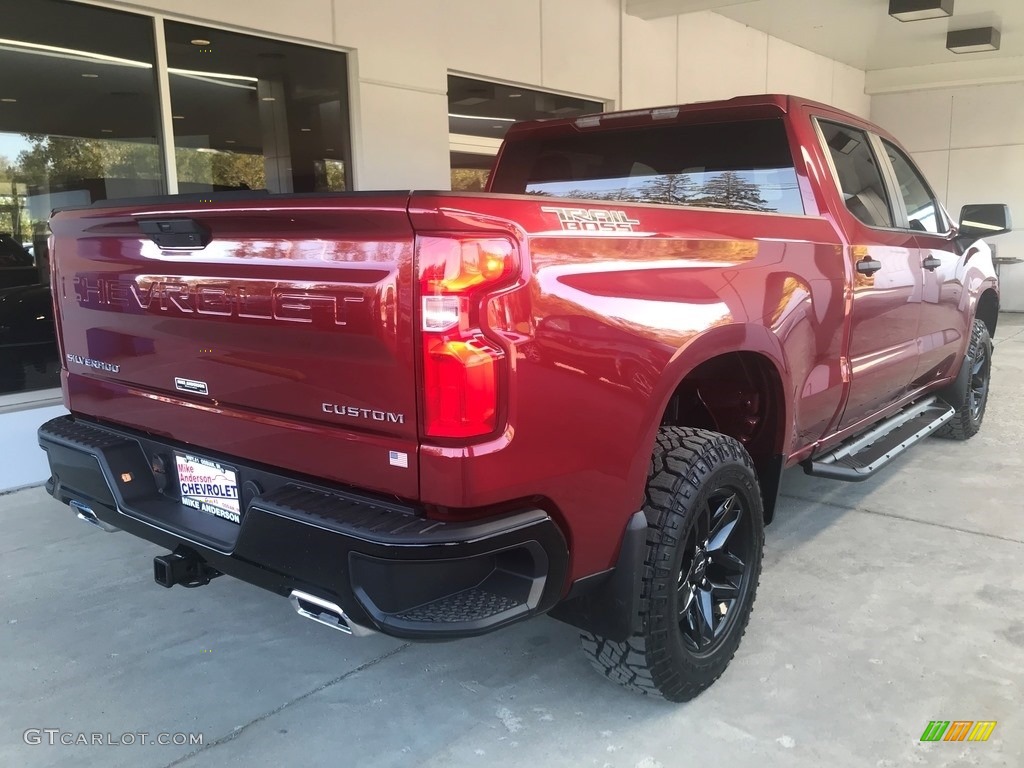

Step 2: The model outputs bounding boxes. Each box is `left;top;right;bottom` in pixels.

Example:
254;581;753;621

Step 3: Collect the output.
82;73;99;78
325;148;334;152
191;38;211;46
888;0;953;22
947;26;1001;53
300;128;311;132
1;98;16;103
508;93;522;98
225;139;236;144
101;129;113;133
261;96;276;102
173;115;184;119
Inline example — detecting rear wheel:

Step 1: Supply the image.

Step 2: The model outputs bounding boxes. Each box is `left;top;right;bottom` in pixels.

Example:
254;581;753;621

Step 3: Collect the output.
936;319;992;441
580;427;764;701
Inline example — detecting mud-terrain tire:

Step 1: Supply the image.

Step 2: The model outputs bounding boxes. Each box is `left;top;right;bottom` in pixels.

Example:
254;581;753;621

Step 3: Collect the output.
936;319;992;441
580;427;764;701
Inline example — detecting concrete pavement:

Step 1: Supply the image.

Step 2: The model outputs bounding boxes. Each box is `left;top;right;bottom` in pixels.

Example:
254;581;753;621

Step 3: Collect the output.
2;314;1022;768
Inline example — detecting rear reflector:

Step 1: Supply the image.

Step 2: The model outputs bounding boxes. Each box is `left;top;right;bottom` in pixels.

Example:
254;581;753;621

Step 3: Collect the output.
417;234;520;439
423;337;501;438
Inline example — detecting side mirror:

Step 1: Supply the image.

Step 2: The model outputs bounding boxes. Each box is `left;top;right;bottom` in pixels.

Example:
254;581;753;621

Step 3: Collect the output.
959;204;1012;240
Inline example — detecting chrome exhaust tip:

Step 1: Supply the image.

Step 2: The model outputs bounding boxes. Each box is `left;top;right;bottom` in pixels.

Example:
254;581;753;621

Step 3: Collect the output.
70;500;119;533
288;589;375;637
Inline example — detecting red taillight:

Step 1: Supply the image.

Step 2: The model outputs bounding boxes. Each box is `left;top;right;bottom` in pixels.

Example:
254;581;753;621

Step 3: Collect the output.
418;235;519;439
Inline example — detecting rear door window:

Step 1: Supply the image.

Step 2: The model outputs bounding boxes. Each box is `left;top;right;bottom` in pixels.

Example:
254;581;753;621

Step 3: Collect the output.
818;120;894;229
490;118;805;215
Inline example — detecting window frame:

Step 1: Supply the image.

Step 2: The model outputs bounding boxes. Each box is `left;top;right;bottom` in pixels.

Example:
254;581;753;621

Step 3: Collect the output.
445;71;607;193
813;115;953;237
77;0;361;193
878;138;952;237
0;0;359;407
813;117;900;232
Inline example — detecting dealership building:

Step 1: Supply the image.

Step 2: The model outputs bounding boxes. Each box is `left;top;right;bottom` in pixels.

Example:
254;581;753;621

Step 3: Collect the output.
1;0;1022;490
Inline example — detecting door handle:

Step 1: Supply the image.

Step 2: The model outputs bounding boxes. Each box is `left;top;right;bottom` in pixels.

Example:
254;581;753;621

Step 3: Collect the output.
856;257;882;276
922;255;942;272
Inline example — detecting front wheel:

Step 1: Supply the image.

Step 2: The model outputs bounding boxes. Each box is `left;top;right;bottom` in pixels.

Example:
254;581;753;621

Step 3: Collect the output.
936;319;992;441
580;427;764;701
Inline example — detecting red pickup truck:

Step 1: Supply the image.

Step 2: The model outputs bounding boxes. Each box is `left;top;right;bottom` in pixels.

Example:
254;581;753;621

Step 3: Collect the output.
38;95;1010;701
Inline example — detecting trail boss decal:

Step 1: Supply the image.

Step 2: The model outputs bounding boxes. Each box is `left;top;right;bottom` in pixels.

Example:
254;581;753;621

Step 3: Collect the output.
541;207;641;233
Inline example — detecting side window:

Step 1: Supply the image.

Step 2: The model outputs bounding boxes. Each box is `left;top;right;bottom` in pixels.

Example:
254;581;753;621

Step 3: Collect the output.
883;141;944;234
819;121;894;229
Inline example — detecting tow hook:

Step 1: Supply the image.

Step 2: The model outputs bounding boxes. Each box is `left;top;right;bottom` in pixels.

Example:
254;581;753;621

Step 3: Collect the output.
153;548;221;589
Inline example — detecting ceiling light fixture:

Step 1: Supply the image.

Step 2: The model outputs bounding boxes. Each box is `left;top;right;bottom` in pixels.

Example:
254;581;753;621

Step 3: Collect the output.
225;139;236;144
1;97;16;103
191;39;211;46
0;37;151;69
888;0;953;22
81;73;99;78
448;113;516;122
101;128;113;133
300;127;311;132
168;67;258;83
261;96;276;102
947;27;1001;53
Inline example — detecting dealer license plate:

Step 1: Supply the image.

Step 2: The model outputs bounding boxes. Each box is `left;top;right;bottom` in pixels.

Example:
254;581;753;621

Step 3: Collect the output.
174;452;241;524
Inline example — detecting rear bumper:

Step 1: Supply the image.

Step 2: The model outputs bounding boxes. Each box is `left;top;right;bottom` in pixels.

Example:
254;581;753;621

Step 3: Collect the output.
37;415;568;640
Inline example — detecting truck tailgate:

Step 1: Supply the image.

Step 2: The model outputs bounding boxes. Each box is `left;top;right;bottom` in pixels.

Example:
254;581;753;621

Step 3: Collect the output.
49;195;419;499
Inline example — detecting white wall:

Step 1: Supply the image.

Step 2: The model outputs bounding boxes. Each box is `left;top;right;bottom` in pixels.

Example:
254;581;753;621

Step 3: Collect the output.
0;405;67;492
873;84;1024;311
622;11;871;117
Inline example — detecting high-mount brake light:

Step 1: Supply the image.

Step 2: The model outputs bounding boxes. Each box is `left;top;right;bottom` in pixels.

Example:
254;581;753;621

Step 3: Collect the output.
417;235;519;439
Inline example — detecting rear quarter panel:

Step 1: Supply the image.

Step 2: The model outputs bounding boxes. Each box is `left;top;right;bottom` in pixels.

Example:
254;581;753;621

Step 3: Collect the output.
411;193;846;580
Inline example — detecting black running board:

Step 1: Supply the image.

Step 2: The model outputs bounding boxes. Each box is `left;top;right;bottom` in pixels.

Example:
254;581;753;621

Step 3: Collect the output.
803;397;955;482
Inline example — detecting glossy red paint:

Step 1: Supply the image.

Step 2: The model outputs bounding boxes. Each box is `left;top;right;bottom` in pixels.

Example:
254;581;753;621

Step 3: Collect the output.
48;95;998;588
50;196;421;499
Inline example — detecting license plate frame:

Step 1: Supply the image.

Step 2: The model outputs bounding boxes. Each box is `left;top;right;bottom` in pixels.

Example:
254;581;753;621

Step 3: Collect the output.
174;452;242;524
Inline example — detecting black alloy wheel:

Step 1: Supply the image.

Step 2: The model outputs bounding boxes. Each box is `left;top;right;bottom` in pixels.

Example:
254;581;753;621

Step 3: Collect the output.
676;487;755;655
580;427;764;701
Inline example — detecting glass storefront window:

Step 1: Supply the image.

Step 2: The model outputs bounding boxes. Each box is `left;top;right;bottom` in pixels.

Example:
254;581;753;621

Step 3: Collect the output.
0;0;163;395
450;152;494;192
165;22;352;194
447;75;602;193
0;6;354;397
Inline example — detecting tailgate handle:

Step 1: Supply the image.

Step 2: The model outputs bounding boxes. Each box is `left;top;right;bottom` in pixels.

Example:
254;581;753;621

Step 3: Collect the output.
138;218;211;249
